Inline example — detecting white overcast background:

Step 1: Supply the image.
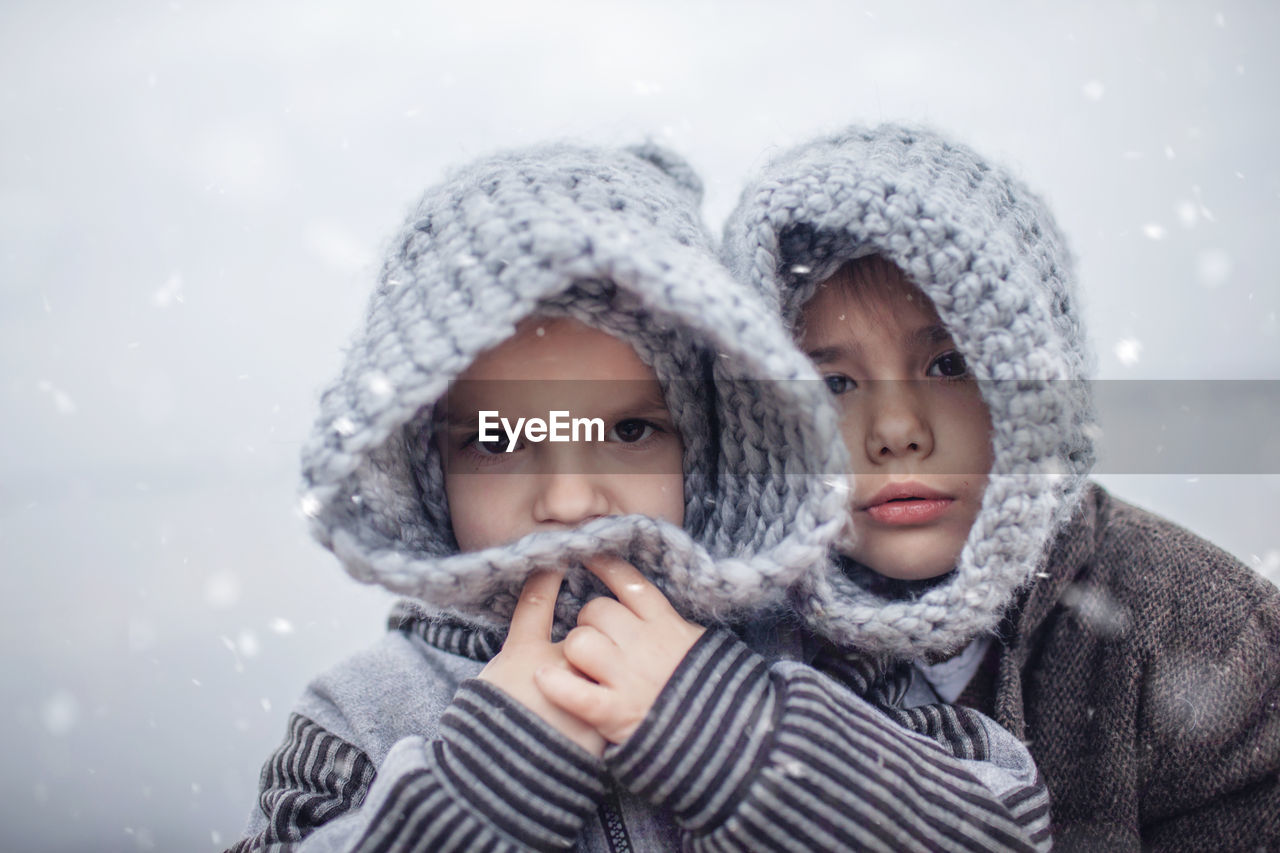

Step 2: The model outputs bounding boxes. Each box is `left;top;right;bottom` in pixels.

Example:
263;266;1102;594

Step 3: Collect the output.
2;1;1278;850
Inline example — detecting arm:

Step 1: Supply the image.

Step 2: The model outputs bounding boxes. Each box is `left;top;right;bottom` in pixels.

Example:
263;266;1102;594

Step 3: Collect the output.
1138;594;1280;850
228;682;605;853
610;629;1051;852
535;558;1049;853
228;573;608;853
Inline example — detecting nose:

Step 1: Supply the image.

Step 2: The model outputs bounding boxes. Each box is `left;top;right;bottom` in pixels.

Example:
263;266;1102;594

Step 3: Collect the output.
531;467;611;527
863;382;934;462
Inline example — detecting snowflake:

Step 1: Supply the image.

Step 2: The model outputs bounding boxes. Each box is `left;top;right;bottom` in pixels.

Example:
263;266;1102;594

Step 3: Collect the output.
1114;338;1143;366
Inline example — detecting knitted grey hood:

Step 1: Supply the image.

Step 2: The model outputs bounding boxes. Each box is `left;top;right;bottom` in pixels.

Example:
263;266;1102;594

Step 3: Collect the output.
722;124;1097;658
300;142;848;635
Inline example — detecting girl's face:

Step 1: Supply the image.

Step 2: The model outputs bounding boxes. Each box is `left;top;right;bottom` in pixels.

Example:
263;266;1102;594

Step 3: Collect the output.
436;316;685;553
799;260;994;581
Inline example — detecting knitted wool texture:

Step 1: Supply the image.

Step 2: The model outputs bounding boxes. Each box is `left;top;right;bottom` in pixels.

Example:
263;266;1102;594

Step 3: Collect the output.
722;124;1097;657
300;142;848;635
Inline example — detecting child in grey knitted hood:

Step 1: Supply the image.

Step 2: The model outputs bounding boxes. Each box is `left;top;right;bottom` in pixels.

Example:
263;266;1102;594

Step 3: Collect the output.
723;122;1280;851
229;141;1054;853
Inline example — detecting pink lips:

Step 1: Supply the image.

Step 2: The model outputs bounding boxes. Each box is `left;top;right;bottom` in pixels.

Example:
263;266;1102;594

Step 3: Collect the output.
861;482;954;525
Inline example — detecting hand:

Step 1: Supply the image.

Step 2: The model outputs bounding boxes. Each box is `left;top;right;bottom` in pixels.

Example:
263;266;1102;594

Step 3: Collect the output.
477;570;606;757
534;555;706;745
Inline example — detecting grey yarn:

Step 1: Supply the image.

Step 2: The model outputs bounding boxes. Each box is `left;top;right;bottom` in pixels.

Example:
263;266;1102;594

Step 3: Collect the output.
300;142;849;635
722;123;1097;658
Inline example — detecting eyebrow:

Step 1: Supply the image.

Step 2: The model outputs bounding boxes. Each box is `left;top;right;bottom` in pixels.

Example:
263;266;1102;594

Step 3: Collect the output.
807;324;954;364
911;324;955;348
805;345;847;365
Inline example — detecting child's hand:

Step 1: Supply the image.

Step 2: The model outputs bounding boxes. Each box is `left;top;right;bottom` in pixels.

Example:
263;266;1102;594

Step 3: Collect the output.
477;570;606;757
534;555;706;745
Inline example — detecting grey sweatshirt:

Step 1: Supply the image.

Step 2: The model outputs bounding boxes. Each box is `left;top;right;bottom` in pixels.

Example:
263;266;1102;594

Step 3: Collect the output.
231;612;1050;852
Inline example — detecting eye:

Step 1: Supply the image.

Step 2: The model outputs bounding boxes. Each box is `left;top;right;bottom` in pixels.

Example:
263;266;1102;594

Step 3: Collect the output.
464;434;516;455
607;418;657;444
823;374;857;395
928;351;969;379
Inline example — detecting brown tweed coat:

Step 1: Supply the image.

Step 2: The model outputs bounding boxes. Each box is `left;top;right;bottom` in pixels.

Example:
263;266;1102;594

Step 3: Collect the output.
988;483;1280;851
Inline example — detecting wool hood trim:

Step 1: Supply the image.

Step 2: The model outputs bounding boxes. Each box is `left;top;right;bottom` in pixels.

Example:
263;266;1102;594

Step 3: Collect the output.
722;124;1097;657
301;142;849;635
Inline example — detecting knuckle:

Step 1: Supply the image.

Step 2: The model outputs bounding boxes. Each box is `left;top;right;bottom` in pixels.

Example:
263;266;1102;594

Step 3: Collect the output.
578;598;607;624
564;626;594;656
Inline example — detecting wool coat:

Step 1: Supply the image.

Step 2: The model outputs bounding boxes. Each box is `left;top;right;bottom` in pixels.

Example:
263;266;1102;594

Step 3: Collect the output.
989;483;1280;851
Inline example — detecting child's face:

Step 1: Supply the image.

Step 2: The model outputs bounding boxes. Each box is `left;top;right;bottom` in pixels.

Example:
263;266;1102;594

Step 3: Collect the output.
799;262;994;581
437;316;685;552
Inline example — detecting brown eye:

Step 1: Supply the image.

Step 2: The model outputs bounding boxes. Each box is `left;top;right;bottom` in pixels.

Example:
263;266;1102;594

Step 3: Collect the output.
929;351;968;378
466;434;513;455
824;374;856;395
609;419;656;443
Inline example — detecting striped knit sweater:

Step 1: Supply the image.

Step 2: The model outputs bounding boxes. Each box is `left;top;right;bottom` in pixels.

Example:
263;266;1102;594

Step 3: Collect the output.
229;615;1051;852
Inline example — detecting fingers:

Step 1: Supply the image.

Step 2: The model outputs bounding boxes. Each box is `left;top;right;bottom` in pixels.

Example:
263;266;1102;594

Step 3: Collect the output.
507;570;564;643
583;555;670;621
562;625;618;685
576;595;638;635
534;664;616;734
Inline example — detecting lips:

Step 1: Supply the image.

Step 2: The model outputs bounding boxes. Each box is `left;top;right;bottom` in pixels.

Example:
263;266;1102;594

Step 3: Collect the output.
861;482;954;525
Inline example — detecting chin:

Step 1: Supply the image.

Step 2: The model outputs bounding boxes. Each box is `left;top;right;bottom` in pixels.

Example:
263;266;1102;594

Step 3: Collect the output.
873;565;955;582
851;531;964;583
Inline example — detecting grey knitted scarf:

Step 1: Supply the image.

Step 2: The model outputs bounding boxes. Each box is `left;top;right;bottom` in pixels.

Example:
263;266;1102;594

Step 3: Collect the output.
722;124;1097;658
300;142;848;635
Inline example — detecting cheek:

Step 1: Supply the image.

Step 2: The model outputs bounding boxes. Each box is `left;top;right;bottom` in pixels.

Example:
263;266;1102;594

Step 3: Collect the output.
944;394;996;475
616;441;685;526
834;405;864;465
444;473;521;552
640;468;686;527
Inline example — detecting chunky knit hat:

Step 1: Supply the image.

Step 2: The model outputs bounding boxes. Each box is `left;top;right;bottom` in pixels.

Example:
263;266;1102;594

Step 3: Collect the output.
722;124;1097;658
300;142;848;635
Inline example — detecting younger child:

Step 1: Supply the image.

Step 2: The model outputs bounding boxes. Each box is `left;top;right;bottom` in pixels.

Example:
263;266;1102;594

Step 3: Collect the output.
231;141;1052;852
723;123;1280;850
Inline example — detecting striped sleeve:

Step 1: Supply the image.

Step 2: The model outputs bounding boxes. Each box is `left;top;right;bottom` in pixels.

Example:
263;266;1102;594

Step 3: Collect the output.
228;681;606;853
228;713;376;852
604;629;1052;853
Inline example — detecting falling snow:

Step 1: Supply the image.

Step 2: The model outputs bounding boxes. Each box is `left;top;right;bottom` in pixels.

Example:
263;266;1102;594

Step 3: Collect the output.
1061;583;1131;639
363;371;394;398
153;273;184;308
237;629;260;658
1081;80;1105;101
1114;338;1143;366
1147;653;1247;743
298;492;322;518
34;380;76;415
123;825;157;850
1253;550;1280;588
1140;223;1165;241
